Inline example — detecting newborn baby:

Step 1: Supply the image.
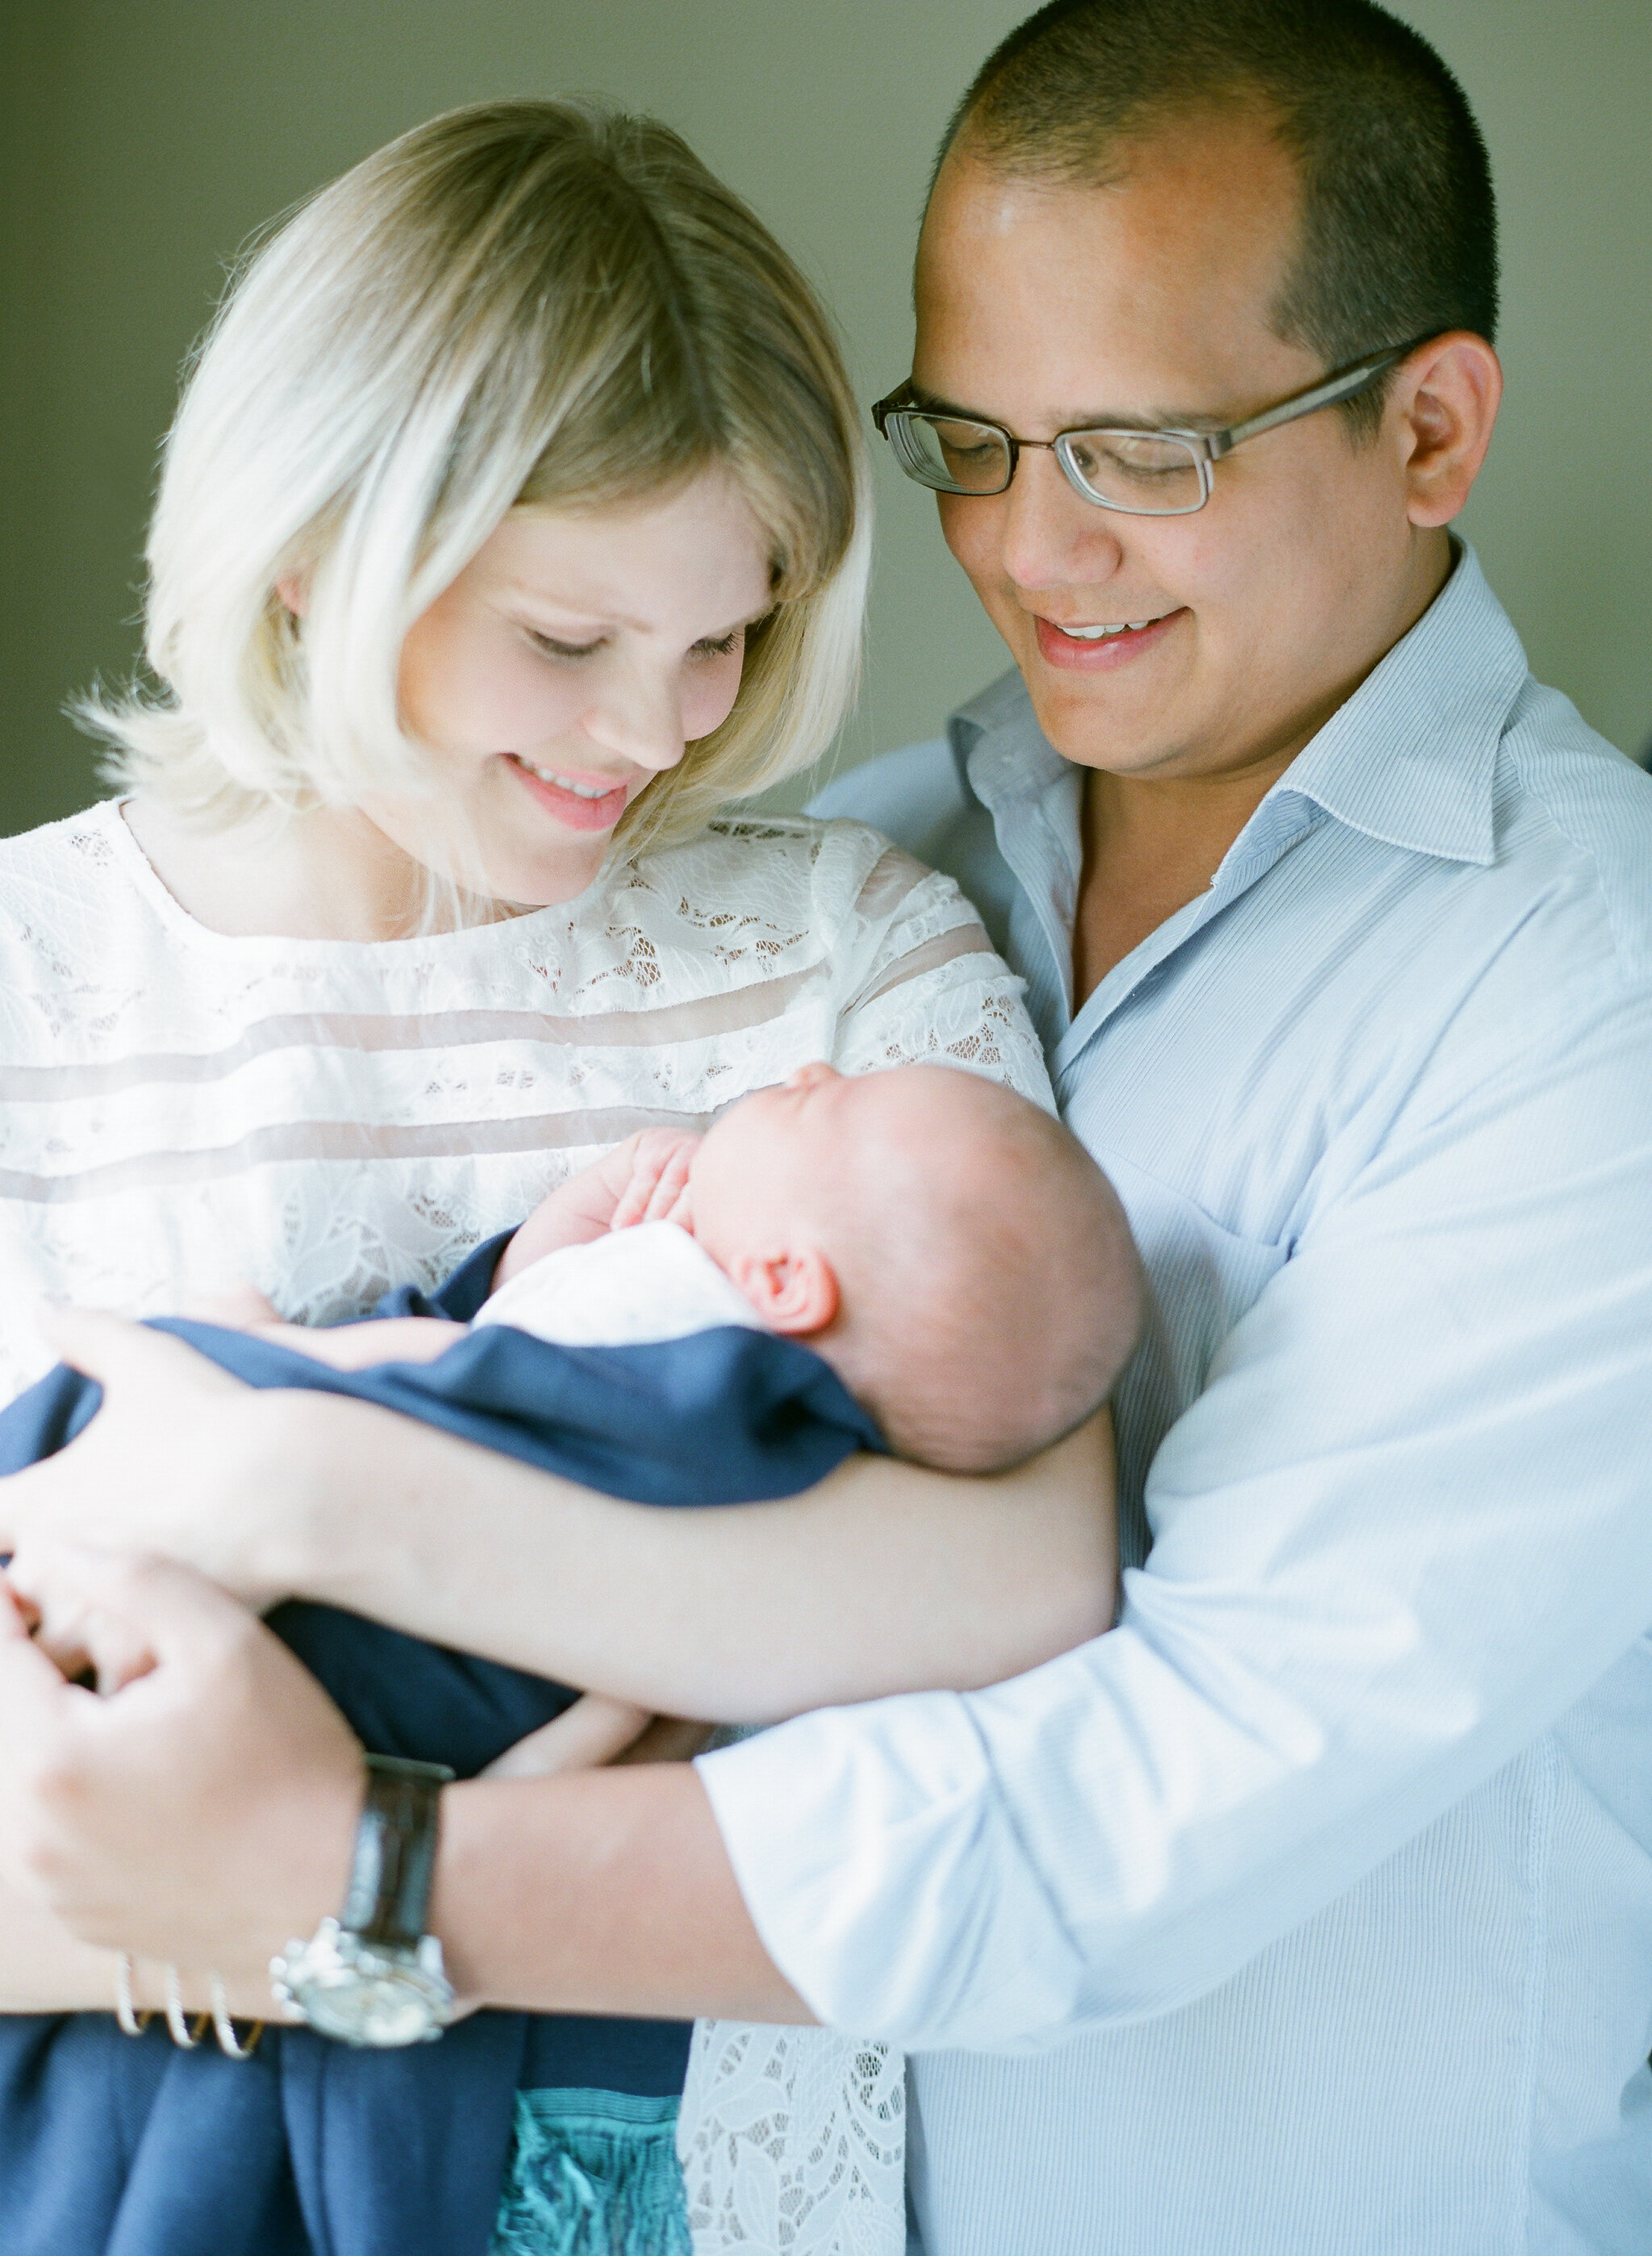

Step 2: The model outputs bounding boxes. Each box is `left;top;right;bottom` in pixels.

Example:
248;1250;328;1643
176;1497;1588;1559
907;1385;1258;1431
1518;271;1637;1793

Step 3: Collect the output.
0;1060;1138;2256
242;1059;1141;1477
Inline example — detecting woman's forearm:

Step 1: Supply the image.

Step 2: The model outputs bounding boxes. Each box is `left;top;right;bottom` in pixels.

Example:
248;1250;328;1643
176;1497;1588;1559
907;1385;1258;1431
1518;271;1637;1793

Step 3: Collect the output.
0;1875;121;2012
276;1397;1118;1723
0;1761;796;2025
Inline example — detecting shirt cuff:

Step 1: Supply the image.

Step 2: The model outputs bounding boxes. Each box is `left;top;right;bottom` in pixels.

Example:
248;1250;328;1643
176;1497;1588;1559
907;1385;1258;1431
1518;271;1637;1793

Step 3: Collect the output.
695;1692;1085;2051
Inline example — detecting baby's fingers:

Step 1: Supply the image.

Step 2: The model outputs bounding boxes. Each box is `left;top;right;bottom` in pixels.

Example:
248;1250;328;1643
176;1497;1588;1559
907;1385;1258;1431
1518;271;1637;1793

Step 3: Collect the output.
639;1145;696;1224
610;1135;682;1230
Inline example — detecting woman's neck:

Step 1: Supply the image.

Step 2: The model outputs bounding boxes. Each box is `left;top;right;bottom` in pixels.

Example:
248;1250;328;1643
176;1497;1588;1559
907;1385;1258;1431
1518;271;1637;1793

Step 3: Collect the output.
123;796;467;942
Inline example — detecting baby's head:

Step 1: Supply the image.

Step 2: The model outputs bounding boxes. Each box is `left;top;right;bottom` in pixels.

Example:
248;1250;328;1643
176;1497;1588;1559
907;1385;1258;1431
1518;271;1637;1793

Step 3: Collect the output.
690;1063;1140;1473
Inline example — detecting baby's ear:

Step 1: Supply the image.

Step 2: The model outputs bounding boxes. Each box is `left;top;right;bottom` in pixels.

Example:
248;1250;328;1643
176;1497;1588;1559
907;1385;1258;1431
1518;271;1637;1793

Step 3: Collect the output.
726;1246;839;1338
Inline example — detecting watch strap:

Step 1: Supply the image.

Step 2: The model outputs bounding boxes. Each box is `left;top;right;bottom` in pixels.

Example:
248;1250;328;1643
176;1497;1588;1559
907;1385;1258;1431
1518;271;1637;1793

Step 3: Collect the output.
340;1754;454;1949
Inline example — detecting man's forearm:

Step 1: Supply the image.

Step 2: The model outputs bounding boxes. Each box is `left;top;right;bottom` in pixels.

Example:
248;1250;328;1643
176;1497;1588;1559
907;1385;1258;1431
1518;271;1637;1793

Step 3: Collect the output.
431;1761;811;2023
277;1399;1116;1721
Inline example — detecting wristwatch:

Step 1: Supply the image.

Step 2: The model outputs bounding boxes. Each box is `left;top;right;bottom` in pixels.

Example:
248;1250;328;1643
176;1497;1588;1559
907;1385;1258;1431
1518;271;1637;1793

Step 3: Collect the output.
269;1753;457;2047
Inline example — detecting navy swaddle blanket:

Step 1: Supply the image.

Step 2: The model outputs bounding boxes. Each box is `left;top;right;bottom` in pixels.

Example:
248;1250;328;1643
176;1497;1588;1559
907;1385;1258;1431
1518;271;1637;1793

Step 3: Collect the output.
0;1232;884;2256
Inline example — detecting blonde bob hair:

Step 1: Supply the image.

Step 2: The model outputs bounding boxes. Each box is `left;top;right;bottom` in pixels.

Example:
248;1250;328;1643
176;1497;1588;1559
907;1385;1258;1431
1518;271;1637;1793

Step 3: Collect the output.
86;100;870;863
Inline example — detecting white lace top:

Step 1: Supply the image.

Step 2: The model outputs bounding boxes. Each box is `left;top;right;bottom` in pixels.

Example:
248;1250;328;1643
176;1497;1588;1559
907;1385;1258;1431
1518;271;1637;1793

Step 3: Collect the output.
0;796;1049;2256
0;799;1046;1403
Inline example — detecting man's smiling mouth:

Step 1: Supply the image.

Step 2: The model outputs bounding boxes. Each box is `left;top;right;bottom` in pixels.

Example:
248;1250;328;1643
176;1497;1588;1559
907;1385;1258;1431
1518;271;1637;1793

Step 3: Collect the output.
1032;608;1184;671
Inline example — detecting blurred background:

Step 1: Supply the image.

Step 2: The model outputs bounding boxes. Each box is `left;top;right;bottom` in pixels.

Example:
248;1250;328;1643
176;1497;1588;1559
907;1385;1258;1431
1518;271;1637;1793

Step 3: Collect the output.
2;0;1648;838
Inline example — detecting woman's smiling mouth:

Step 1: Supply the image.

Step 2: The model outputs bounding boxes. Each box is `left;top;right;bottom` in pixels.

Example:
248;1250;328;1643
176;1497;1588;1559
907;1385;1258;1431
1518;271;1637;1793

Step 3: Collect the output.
506;754;633;831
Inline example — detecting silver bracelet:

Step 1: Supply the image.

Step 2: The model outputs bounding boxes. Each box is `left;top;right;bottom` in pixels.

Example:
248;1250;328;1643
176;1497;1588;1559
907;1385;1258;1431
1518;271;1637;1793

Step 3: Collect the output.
162;1962;202;2049
209;1973;262;2060
115;1953;264;2059
114;1951;147;2037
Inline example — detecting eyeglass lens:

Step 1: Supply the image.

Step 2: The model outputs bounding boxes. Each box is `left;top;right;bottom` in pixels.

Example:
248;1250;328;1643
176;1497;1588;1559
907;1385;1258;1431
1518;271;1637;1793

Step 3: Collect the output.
887;410;1208;515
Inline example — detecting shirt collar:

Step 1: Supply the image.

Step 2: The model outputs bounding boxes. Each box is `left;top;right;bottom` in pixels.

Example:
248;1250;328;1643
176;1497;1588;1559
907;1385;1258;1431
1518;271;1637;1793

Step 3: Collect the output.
1266;544;1525;868
945;541;1529;876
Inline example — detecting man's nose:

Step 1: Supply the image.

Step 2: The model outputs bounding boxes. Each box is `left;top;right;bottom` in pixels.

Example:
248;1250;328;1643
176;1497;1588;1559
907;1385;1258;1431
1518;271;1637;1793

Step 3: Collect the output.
997;447;1127;598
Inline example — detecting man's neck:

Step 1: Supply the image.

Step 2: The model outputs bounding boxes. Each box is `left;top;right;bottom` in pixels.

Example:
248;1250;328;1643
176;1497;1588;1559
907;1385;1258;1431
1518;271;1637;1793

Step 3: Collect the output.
1070;532;1454;1005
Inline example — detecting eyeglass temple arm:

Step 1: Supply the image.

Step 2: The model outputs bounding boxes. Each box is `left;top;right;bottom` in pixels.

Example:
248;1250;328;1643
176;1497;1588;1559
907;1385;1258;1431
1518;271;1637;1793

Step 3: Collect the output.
1204;345;1413;462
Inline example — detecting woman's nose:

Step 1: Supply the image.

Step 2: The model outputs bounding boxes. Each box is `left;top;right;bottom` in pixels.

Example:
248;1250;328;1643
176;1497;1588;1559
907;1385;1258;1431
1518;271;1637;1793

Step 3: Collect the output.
579;671;686;775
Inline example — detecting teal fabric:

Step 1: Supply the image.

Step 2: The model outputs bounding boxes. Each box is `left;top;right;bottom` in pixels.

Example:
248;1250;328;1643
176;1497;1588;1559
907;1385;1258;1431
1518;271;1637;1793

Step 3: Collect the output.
490;2088;691;2256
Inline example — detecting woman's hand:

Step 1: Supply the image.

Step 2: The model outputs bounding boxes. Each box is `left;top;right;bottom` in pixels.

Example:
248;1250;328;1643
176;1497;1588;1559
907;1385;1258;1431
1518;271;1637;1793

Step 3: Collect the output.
0;1307;322;1606
0;1546;361;1987
482;1691;653;1778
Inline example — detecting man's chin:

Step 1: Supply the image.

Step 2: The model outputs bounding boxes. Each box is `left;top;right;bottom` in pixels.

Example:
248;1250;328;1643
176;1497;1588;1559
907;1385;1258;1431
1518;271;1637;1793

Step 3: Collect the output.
1021;678;1188;779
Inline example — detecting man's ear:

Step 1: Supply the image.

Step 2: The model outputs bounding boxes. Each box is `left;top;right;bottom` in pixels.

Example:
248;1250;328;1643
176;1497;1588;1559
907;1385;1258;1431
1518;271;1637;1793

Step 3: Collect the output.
725;1245;840;1338
1394;331;1503;529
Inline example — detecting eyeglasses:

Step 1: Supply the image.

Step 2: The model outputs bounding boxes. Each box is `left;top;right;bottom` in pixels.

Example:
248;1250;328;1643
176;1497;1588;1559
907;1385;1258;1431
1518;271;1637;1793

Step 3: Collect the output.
871;339;1429;516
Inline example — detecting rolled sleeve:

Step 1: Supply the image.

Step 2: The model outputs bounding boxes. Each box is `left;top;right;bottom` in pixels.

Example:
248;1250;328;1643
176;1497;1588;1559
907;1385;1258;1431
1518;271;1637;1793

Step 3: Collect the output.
699;980;1652;2050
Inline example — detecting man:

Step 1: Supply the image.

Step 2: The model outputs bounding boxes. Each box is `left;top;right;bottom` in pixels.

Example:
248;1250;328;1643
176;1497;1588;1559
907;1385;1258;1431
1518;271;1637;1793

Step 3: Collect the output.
4;3;1651;2250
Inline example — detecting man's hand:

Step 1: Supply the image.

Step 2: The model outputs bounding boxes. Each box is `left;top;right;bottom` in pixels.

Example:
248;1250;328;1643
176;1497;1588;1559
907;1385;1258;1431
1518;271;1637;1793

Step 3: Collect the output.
0;1307;321;1605
0;1548;361;1989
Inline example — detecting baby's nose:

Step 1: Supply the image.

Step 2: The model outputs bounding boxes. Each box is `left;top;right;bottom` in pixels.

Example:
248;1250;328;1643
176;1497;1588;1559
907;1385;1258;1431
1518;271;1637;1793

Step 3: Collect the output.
787;1060;840;1090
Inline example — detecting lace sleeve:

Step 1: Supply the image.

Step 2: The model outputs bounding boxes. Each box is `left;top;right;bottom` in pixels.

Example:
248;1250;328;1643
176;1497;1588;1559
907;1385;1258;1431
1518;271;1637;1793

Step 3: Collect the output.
829;842;1053;1106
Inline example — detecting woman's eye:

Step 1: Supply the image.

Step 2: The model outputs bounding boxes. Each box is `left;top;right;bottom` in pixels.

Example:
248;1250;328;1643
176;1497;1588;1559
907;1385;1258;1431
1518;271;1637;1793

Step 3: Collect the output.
528;630;605;661
693;629;744;661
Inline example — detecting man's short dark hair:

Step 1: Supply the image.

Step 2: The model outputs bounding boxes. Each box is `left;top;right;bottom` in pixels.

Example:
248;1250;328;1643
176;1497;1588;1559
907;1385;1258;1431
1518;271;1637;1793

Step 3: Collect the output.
935;0;1497;437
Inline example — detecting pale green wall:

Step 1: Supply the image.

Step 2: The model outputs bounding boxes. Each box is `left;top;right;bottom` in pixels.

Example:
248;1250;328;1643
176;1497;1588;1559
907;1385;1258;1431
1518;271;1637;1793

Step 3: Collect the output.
2;0;1648;840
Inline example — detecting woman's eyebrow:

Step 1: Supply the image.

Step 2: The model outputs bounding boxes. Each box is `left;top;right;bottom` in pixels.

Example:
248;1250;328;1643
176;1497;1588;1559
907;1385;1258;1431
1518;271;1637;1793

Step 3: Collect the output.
503;584;637;631
504;589;769;641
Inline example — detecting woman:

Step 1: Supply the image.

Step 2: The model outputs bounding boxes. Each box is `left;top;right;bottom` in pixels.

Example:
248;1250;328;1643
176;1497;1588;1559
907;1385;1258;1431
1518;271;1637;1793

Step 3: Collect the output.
0;98;1112;2256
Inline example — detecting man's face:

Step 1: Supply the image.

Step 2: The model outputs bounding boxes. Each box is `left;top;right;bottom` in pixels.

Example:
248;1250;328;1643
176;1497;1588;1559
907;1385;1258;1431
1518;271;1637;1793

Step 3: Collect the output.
914;111;1432;783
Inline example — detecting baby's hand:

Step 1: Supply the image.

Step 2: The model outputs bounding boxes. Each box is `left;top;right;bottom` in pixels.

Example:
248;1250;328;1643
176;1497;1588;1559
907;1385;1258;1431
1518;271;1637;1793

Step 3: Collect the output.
493;1127;702;1287
173;1283;284;1326
157;1281;465;1370
608;1129;698;1234
236;1315;465;1370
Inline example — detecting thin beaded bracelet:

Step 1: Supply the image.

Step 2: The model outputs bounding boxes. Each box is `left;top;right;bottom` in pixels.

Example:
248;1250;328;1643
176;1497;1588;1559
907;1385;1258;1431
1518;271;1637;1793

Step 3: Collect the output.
115;1953;263;2059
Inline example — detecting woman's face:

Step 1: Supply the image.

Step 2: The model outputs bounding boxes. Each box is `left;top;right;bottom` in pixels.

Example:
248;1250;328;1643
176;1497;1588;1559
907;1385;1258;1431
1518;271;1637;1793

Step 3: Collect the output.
373;466;774;906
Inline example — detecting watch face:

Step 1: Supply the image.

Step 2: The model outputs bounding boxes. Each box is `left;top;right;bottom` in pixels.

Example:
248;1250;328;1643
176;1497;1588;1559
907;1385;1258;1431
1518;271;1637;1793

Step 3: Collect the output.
302;1964;447;2049
277;1929;453;2049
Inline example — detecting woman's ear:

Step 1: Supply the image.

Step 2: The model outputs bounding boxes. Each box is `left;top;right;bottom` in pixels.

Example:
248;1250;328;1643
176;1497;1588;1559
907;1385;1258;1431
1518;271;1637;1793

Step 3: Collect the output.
1394;331;1503;530
275;573;307;619
725;1245;840;1338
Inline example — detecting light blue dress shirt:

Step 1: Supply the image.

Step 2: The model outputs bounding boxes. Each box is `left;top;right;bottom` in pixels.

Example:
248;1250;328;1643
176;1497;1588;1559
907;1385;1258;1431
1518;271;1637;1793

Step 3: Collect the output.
699;549;1652;2254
